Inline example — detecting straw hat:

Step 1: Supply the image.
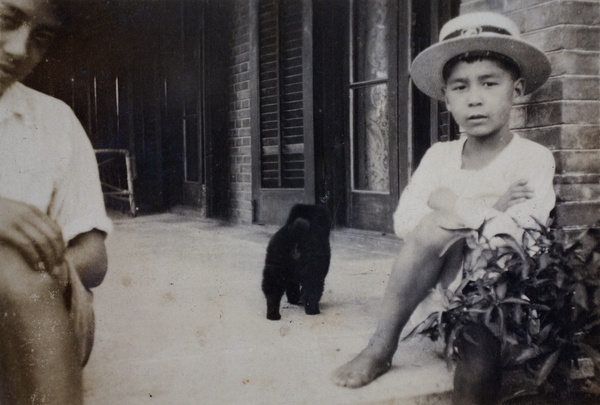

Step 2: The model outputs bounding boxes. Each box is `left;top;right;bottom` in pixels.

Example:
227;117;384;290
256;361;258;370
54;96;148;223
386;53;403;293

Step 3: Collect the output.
410;12;551;100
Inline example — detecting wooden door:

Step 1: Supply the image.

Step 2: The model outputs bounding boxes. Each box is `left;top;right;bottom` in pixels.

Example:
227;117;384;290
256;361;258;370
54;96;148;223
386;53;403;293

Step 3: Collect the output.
251;0;315;225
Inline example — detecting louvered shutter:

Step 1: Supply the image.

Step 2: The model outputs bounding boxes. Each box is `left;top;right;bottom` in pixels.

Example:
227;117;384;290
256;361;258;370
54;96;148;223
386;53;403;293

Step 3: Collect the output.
259;0;305;189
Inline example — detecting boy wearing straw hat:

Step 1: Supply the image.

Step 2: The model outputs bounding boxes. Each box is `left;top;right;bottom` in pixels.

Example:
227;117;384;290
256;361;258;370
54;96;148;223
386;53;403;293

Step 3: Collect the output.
333;12;555;404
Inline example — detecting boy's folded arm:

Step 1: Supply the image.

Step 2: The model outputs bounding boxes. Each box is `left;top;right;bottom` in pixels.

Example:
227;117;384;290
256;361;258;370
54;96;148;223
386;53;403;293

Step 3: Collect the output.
453;150;556;230
505;181;555;228
504;150;556;228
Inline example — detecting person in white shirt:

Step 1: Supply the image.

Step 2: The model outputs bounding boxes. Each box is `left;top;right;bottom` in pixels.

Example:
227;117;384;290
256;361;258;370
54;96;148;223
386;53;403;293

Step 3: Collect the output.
333;12;555;405
0;0;111;403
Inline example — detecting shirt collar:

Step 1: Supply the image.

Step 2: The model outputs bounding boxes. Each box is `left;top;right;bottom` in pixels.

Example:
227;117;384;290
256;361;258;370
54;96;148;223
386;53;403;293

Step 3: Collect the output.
0;83;31;125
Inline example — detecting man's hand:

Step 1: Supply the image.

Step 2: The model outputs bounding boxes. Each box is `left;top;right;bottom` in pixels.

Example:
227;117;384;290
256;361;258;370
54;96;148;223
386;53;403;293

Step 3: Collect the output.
428;187;459;211
0;197;65;271
493;179;534;212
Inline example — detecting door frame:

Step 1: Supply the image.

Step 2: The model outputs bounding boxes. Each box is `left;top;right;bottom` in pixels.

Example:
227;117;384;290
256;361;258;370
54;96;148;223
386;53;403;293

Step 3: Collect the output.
342;0;410;233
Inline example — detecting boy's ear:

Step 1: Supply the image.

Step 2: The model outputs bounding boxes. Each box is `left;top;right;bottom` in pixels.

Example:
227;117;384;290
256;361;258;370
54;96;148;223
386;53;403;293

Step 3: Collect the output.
513;78;525;99
442;87;452;111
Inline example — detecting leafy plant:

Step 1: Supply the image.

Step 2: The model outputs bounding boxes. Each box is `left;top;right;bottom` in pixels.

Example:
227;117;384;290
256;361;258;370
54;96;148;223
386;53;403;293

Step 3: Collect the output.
405;218;600;393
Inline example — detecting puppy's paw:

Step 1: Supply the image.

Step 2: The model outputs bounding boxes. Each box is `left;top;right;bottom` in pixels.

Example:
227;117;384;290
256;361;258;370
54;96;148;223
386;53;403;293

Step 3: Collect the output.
305;305;320;315
267;311;281;321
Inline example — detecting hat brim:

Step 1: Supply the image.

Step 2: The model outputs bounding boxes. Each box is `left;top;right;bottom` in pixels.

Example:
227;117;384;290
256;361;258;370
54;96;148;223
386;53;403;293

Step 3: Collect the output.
410;35;551;100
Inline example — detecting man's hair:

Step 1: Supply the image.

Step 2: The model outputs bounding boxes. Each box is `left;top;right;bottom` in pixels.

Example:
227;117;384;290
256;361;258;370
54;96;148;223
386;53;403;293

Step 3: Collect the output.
46;0;72;31
442;51;521;83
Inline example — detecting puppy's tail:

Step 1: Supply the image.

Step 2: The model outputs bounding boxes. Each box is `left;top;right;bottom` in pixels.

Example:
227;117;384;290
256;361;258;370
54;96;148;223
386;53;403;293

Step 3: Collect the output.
289;217;311;239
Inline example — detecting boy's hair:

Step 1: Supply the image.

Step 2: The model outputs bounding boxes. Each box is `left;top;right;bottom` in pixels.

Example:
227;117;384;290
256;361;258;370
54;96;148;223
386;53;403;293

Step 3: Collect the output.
442;51;521;83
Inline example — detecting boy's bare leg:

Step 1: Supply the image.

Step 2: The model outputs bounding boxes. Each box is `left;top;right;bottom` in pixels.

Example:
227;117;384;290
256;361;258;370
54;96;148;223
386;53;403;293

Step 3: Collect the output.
0;245;83;404
333;211;464;388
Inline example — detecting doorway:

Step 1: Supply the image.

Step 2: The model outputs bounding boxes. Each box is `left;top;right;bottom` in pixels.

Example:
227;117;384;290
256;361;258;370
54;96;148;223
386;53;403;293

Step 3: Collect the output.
312;0;458;233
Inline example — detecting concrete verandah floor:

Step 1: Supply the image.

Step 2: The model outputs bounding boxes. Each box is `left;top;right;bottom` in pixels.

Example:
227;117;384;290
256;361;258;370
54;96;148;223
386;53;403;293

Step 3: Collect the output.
82;212;453;405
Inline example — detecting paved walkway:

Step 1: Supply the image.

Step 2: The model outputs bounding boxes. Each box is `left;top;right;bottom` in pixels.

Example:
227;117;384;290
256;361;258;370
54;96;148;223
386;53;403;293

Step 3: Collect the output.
82;212;453;405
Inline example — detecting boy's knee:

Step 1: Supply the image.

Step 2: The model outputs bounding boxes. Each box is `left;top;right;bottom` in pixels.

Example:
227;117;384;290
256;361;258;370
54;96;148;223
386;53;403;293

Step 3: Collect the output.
410;211;457;248
0;245;64;309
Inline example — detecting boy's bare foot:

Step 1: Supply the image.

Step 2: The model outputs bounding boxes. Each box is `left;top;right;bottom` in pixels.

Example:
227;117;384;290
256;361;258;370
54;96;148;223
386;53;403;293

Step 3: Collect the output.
332;346;392;388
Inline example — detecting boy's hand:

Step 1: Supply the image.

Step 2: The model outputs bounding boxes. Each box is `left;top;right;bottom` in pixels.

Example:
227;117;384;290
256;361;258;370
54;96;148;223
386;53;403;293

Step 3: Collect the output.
0;197;66;272
428;187;458;211
493;179;534;212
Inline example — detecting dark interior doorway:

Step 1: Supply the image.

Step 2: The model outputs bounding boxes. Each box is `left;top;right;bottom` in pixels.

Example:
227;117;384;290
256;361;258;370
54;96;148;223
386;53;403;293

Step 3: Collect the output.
24;0;232;217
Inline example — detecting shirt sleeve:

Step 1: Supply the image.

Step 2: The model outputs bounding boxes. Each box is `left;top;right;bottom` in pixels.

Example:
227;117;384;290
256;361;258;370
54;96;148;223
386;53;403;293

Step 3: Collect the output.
48;109;113;243
393;144;443;238
505;146;556;228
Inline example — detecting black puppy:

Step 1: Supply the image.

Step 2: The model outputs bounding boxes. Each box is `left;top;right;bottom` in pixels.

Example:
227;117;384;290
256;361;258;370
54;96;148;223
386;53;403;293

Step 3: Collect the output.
261;204;332;320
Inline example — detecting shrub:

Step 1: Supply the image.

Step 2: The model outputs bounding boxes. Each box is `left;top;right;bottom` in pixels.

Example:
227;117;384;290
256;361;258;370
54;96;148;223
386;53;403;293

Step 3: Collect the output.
405;219;600;393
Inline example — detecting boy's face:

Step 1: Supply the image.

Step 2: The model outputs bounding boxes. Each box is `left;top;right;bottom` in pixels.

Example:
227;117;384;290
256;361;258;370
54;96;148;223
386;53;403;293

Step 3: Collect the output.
443;59;524;139
0;0;61;94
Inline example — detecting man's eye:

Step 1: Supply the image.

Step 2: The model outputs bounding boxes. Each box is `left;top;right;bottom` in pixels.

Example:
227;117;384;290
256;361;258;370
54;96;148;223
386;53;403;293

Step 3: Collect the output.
451;84;466;91
483;82;498;87
0;14;21;30
33;30;56;47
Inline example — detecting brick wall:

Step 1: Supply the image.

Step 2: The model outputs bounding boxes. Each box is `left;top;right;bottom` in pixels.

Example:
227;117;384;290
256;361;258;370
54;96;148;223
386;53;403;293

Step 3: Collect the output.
461;0;600;233
227;0;253;224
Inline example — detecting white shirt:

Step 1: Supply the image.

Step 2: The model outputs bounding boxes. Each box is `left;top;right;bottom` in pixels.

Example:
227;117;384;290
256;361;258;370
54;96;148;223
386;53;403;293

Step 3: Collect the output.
0;83;112;242
393;134;556;239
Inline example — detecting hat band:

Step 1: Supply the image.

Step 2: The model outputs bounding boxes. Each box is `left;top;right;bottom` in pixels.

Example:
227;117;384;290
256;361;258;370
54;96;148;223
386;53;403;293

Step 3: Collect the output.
442;26;512;41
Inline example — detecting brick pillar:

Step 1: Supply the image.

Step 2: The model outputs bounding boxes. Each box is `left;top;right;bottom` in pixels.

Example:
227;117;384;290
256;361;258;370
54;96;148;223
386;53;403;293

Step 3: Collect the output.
227;0;253;224
461;0;600;234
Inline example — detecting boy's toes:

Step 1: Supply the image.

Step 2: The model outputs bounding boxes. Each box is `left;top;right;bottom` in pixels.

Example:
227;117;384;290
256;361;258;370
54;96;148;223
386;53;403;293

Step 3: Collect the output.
332;365;381;388
332;350;392;388
332;367;364;388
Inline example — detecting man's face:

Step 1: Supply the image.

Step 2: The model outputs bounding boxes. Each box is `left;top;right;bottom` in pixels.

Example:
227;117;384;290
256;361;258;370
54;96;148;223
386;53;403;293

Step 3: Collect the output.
443;59;524;139
0;0;61;94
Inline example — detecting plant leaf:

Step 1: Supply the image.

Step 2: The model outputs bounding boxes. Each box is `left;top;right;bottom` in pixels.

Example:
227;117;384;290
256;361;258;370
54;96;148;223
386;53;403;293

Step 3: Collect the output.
513;304;523;325
500;297;531;306
537;253;555;271
535;349;561;387
588;252;600;275
579;343;600;369
494;233;528;261
402;311;440;340
514;345;542;364
496;281;508;301
583;318;600;332
538;323;554;343
573;282;589;311
528;317;541;336
531;304;552;312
